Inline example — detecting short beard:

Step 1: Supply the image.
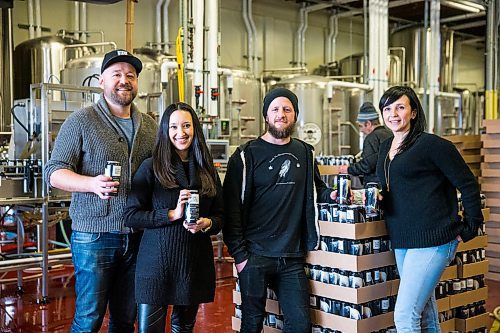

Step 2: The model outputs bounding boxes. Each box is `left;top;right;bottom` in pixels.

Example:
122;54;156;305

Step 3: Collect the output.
108;85;137;106
267;121;296;139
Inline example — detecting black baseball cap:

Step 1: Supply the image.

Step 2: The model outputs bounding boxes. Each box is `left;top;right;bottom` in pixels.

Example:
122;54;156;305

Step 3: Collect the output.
100;49;142;75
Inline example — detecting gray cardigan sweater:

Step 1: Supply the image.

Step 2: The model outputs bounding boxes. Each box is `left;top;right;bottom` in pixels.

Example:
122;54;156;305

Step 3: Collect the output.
44;95;158;233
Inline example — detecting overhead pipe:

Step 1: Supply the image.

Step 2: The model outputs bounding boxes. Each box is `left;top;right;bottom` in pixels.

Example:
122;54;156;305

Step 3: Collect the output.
326;80;371;103
27;0;35;39
206;0;219;116
296;3;334;68
155;0;165;50
34;0;42;37
241;0;253;73
125;0;136;52
163;0;171;53
247;0;258;75
218;67;233;94
368;0;379;102
193;0;204;108
80;3;87;43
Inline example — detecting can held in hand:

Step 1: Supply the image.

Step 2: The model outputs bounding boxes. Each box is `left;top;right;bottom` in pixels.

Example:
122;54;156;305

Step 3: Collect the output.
104;161;121;196
184;190;199;224
365;182;380;218
337;174;351;205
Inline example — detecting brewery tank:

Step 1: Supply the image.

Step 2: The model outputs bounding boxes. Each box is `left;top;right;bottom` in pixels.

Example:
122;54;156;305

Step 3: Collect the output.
272;75;362;155
61;51;162;114
13;35;92;99
167;68;261;145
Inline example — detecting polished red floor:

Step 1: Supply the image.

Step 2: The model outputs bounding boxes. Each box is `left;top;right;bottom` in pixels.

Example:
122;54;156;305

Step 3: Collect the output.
0;262;498;332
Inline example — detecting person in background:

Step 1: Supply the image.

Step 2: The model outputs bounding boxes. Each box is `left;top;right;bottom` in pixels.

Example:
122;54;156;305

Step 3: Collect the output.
376;85;483;332
223;88;335;333
338;102;392;185
44;49;158;333
124;102;223;333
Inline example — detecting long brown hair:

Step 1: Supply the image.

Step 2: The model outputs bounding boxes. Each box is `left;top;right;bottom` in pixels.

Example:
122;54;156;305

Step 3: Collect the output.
152;102;218;197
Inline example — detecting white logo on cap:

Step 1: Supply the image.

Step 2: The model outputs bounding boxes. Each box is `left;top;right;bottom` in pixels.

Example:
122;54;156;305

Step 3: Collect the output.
117;50;128;56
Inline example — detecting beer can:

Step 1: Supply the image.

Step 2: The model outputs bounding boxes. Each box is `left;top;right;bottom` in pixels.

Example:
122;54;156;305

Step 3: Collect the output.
104;161;121;196
184;190;199;224
337;174;351;205
365;182;380;218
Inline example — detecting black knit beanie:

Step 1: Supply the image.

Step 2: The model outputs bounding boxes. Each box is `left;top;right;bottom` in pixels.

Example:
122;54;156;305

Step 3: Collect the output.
262;88;299;119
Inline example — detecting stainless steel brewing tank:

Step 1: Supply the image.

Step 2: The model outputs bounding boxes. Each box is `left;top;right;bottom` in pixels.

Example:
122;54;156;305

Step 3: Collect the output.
219;69;261;145
61;52;162;114
390;27;457;91
272;75;349;155
166;69;261;145
13;36;91;99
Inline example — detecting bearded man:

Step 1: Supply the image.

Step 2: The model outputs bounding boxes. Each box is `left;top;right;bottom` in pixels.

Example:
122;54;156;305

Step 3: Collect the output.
223;88;335;333
44;49;158;333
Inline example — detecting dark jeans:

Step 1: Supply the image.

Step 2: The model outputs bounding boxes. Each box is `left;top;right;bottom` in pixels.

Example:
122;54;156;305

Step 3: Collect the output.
70;231;141;333
238;254;311;333
137;304;199;333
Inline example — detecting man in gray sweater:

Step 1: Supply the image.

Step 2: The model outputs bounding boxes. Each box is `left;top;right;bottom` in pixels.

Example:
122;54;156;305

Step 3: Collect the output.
44;49;158;333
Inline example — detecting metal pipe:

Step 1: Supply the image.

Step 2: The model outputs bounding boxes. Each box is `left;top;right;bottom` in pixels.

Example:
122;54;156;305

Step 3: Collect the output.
247;0;258;75
422;0;429;123
125;0;135;52
27;0;35;39
327;13;338;64
74;2;80;40
241;0;253;72
193;0;204;88
295;3;306;67
81;3;87;43
428;0;440;133
440;11;485;24
35;0;42;37
326;80;371;102
206;0;219;116
380;0;389;94
156;0;164;50
363;0;368;84
163;0;171;53
0;253;72;267
485;0;497;120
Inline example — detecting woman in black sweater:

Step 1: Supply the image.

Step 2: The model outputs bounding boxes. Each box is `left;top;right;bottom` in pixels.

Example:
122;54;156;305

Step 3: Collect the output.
375;86;483;332
124;102;223;333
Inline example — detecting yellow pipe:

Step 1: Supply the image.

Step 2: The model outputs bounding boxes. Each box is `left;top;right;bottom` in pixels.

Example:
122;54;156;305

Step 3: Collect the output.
176;27;185;102
485;90;498;120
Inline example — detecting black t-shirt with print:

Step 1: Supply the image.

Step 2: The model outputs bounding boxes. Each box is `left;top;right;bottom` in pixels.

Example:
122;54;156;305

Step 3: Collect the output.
247;138;307;257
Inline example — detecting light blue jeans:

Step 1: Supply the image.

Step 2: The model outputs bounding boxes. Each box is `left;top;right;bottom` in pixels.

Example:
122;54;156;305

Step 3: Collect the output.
394;239;459;333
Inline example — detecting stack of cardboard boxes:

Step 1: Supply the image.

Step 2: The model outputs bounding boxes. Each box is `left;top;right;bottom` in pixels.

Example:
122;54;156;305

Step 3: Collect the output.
481;119;500;281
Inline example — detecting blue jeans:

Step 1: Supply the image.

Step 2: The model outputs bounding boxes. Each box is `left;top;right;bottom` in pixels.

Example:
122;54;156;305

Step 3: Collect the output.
394;239;459;333
70;231;141;333
238;255;310;333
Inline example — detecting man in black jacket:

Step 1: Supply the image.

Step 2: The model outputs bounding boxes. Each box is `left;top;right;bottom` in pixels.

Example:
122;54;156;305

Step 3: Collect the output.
339;102;392;185
223;88;334;333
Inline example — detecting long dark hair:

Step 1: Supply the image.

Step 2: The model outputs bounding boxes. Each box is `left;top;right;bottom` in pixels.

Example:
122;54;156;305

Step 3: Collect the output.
379;86;427;154
152;102;218;197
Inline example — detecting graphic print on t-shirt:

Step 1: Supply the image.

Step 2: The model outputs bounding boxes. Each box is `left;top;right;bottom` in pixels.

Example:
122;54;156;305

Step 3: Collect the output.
268;152;301;185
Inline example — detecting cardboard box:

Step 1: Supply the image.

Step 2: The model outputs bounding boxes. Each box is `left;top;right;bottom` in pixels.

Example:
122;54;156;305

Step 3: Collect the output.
318;165;340;175
233;290;281;315
311;309;394;333
458;260;489;278
457;235;488;252
440;265;457;281
449;287;488;308
482;208;490;222
455;313;489;332
232;317;282;333
306;251;396;272
436;296;451;312
440;318;455;332
318;220;388;239
309;279;399;304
